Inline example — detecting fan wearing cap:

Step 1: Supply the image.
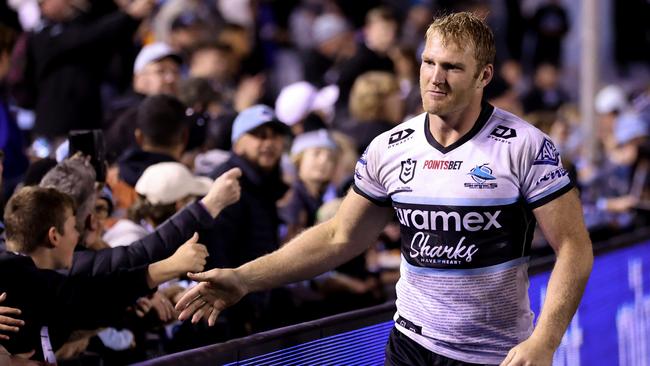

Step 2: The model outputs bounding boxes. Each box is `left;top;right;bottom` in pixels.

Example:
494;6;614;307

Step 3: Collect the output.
302;13;355;88
280;130;338;242
197;104;292;334
104;162;213;247
105;42;183;158
132;42;183;97
578;85;649;224
275;81;339;136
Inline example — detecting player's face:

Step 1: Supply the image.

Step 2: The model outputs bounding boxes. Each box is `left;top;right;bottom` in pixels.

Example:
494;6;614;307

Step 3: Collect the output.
419;32;486;117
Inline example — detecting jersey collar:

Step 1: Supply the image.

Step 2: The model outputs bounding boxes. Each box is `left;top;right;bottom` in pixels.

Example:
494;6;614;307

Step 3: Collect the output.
424;101;495;154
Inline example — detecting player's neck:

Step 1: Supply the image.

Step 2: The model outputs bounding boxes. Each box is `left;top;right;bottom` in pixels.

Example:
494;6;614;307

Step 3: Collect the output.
427;100;482;148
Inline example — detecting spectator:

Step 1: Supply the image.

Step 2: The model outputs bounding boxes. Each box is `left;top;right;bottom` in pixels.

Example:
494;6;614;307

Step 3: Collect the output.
108;95;189;213
280;129;338;241
168;11;211;55
302;13;354;88
201;104;292;336
104;162;213;247
20;0;154;141
204;104;290;268
177;77;229;153
522;63;570;114
274;81;339;136
580;85;649;238
530;0;570;67
105;42;183;158
336;6;398;115
39;154;100;249
340;71;404;154
0;186;208;361
188;42;235;98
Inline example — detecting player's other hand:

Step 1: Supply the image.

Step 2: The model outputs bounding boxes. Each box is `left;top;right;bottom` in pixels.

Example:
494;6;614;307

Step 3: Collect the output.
500;337;554;366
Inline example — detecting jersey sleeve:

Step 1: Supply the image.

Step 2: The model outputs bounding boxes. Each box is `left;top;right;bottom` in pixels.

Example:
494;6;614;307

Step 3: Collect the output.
352;138;391;206
519;131;574;209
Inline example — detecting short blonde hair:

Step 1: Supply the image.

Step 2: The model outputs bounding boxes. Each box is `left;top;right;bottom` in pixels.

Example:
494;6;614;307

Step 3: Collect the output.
349;71;400;121
425;12;495;76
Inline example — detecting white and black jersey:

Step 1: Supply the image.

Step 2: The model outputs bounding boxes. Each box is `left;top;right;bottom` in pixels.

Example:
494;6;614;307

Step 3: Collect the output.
354;102;573;364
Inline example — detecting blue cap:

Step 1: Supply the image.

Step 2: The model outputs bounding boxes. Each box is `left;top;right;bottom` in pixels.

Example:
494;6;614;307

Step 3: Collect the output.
290;129;338;156
231;105;290;143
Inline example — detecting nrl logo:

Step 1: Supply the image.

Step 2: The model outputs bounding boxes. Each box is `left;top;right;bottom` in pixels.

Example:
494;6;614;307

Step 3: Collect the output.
399;159;417;184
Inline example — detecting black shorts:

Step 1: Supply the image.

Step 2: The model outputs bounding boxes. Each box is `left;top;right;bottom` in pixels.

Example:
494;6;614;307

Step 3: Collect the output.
384;327;490;366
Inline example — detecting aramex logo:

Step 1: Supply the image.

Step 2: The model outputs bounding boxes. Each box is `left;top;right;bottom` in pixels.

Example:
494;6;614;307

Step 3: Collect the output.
396;208;502;232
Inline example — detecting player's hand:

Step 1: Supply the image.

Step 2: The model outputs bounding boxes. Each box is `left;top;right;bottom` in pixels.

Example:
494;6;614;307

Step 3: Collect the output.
0;293;24;341
500;337;554;366
200;168;242;217
175;268;248;326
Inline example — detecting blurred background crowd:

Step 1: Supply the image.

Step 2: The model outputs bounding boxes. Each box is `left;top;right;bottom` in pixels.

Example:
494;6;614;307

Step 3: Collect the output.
0;0;648;364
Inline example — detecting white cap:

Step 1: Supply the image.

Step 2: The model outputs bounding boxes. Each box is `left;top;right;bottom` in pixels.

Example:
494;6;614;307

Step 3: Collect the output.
595;85;628;114
275;82;339;126
133;42;182;74
135;162;213;205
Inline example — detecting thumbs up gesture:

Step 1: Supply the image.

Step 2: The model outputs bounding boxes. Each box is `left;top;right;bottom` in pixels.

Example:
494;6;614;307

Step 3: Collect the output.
201;168;242;217
167;233;208;274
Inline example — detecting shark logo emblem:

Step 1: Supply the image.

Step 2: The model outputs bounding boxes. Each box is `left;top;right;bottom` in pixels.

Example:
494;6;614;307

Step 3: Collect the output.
468;164;496;183
399;159;417;184
465;164;498;189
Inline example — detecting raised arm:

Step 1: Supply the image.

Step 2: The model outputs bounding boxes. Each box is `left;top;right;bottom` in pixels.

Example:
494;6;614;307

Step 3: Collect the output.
501;189;593;366
70;168;241;276
176;189;394;325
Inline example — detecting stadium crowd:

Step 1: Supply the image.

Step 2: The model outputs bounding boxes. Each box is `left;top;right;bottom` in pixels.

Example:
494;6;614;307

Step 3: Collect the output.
0;0;648;364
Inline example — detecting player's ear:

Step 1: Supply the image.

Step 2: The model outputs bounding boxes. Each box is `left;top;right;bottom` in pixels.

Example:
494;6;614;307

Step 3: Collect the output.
478;64;493;88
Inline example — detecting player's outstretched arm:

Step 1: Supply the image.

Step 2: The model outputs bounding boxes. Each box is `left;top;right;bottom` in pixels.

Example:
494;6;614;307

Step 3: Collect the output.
176;189;394;325
501;189;593;366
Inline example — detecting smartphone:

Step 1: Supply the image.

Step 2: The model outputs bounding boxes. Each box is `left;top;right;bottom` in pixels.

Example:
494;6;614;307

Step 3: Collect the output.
68;129;107;182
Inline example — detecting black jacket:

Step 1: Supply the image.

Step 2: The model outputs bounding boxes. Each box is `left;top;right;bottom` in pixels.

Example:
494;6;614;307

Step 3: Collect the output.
203;154;290;334
0;202;214;359
29;11;140;138
70;201;214;277
0;252;151;359
204;154;288;269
